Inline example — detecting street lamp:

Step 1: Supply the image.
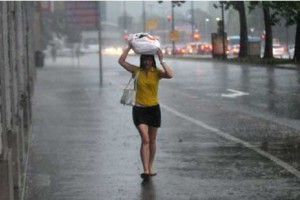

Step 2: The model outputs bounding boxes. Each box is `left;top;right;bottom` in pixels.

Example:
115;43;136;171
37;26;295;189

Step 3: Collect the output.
250;27;255;37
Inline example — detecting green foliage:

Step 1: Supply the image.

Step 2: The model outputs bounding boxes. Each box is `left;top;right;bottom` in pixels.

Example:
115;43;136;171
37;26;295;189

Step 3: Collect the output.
271;2;300;27
158;1;185;7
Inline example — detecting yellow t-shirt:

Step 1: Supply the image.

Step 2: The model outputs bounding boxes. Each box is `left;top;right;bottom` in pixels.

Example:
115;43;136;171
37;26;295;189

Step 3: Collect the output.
133;66;162;106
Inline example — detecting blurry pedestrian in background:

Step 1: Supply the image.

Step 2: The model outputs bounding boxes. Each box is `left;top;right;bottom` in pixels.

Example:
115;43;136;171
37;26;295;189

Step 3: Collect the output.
118;44;173;181
50;43;57;62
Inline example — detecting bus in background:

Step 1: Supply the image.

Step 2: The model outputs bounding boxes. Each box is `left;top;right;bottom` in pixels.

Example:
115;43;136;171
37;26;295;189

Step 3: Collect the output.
227;35;261;56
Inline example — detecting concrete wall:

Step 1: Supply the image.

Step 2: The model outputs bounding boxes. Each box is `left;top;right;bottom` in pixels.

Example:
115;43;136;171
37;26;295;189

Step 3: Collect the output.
0;2;38;200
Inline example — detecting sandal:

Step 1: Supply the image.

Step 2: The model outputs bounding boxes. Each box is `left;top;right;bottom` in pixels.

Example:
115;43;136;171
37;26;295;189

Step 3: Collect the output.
140;173;150;181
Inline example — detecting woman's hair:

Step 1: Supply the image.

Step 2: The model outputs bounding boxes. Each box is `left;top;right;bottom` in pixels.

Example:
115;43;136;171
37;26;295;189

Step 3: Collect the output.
140;55;156;69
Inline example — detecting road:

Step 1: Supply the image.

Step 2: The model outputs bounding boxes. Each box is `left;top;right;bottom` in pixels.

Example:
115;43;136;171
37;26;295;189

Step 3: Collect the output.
25;54;300;200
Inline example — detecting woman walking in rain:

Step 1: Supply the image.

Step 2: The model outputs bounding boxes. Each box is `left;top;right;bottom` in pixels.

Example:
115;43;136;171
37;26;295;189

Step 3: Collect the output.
118;44;173;181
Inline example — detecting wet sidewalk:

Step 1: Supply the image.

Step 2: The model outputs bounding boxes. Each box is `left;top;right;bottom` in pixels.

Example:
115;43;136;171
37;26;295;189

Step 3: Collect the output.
25;55;300;200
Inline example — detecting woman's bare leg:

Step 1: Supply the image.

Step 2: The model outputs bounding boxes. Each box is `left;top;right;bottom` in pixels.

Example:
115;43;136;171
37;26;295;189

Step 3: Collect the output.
149;126;158;174
137;124;150;174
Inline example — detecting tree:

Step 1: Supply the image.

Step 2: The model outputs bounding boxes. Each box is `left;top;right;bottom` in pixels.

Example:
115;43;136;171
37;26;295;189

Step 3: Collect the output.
216;1;248;58
158;1;185;7
262;3;273;59
249;2;274;59
271;2;300;62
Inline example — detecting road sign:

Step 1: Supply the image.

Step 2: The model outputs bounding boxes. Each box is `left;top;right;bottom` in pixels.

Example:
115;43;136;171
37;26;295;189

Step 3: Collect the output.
146;19;158;31
65;1;99;30
39;1;53;12
169;30;179;42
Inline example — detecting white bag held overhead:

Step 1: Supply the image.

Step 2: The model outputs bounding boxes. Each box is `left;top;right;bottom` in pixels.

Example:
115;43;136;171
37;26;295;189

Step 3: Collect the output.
128;33;161;55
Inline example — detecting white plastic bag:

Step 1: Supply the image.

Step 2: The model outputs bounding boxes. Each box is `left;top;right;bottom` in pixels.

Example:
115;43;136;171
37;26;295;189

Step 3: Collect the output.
128;33;160;55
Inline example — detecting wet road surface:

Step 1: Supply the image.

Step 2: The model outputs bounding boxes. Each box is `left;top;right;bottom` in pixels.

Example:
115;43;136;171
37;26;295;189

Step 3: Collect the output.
25;54;300;199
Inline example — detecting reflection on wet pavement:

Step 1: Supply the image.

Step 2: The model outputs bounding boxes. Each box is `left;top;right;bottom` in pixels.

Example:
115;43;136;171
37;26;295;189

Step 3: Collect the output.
25;55;300;200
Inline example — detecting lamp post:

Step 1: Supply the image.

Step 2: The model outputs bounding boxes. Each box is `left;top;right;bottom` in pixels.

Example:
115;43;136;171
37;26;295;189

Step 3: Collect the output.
123;1;128;47
162;11;167;46
171;3;175;55
123;1;126;30
205;18;209;42
191;1;195;42
221;1;226;60
143;1;146;32
158;1;185;55
98;2;103;86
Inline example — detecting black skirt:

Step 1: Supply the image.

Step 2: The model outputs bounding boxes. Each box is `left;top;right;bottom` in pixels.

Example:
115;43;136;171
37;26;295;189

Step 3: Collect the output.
132;104;161;127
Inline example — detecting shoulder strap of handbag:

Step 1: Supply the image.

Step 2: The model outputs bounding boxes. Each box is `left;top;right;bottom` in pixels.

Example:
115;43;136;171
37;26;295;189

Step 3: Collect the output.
125;70;139;90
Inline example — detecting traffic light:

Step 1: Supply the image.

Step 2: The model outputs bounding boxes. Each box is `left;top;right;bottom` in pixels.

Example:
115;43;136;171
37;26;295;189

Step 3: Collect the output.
193;32;200;41
261;34;265;39
124;33;129;40
167;15;172;22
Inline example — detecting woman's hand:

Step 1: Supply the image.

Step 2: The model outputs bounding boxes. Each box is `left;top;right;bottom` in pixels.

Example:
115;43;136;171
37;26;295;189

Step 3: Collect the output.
118;43;135;73
157;48;164;62
157;48;173;79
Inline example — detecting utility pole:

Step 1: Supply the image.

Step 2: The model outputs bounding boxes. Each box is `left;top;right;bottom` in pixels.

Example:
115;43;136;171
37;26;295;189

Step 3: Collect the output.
98;2;103;86
143;1;146;32
123;1;126;30
191;1;194;42
158;1;185;55
171;3;175;55
221;2;226;60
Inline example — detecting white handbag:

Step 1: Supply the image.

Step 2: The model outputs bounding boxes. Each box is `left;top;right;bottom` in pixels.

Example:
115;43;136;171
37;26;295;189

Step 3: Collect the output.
120;72;139;106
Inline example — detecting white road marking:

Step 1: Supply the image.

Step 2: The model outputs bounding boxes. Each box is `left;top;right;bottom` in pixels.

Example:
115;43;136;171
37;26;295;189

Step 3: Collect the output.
221;89;249;98
161;103;300;179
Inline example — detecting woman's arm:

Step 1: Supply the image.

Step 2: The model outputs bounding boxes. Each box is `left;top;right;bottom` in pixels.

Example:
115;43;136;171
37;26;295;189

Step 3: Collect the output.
157;48;173;79
118;45;135;73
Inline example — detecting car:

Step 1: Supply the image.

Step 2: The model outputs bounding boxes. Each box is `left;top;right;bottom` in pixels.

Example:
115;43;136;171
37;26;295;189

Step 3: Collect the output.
56;44;74;57
272;44;284;57
162;44;187;55
161;44;172;55
198;42;212;54
81;44;99;54
228;44;240;55
288;45;295;58
103;46;123;55
186;42;201;54
174;45;187;55
186;42;212;55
